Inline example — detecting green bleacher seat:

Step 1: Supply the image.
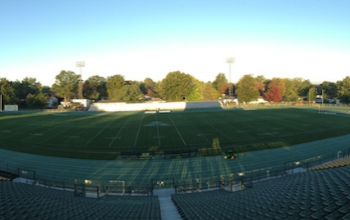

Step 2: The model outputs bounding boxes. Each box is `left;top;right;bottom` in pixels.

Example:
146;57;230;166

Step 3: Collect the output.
0;181;161;220
172;165;350;220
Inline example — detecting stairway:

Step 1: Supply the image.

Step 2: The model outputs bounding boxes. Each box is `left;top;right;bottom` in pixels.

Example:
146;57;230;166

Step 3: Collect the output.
153;189;182;220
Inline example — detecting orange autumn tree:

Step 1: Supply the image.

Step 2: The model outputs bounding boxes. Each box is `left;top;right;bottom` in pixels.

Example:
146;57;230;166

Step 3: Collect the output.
264;82;282;102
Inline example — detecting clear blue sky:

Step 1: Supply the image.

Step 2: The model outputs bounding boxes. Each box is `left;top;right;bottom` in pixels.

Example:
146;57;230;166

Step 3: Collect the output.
1;0;350;86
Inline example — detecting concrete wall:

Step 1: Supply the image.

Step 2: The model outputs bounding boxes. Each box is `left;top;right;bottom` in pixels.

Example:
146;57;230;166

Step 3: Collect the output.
88;101;222;112
4;105;19;111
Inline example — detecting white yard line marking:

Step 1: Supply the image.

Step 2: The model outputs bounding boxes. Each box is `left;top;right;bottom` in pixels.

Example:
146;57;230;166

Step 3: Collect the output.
195;116;235;142
60;116;110;145
84;118;119;147
133;115;145;147
108;117;132;148
168;116;187;146
182;115;211;144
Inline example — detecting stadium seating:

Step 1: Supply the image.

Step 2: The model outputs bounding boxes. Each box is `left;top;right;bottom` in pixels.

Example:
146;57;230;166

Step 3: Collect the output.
172;165;350;220
309;156;350;171
0;181;161;220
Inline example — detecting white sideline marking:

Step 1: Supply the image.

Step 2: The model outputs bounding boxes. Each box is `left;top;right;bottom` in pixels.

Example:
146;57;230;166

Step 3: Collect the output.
1;130;12;133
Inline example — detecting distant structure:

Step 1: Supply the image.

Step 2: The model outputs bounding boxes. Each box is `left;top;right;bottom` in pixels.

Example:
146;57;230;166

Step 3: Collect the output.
76;61;85;99
0;94;3;111
226;57;235;97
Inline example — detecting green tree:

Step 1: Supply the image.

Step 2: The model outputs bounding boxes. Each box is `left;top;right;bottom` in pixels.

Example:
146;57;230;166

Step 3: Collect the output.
203;82;220;100
159;71;195;101
83;75;107;100
52;71;80;103
270;78;286;98
106;74;126;100
0;78;17;104
33;93;48;108
26;93;48;108
236;75;259;103
294;78;312;97
212;73;228;94
255;75;267;96
284;79;300;102
336;76;350;103
41;86;52;95
308;87;317;102
26;93;35;107
140;77;159;97
12;77;42;100
120;84;144;102
12;77;43;107
321;81;337;99
186;78;203;101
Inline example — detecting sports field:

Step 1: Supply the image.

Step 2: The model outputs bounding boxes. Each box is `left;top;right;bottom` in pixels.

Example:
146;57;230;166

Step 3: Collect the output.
1;107;350;160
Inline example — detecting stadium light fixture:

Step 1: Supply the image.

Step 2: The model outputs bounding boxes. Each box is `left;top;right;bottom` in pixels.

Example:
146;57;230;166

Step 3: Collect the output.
226;57;235;98
76;61;85;99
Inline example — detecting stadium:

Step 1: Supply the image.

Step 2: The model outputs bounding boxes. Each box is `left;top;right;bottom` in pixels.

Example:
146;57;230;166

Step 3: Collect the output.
2;1;350;219
1;102;350;219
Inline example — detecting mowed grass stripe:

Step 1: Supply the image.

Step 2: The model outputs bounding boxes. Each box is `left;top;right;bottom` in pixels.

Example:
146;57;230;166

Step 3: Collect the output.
51;115;120;148
3;108;350;159
135;114;164;150
83;115;124;147
193;113;235;143
156;114;188;148
107;117;132;148
168;115;187;146
133;114;145;147
38;115;106;145
0;115;59;141
177;114;212;145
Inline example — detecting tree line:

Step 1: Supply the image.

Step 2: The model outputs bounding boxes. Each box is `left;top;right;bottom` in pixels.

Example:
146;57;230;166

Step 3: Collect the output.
1;70;350;108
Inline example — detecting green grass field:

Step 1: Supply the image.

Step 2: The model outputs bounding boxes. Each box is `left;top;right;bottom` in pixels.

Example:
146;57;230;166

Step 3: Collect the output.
1;107;350;160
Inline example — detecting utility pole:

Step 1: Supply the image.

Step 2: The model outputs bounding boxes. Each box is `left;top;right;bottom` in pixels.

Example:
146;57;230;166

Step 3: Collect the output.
76;61;85;99
226;57;235;98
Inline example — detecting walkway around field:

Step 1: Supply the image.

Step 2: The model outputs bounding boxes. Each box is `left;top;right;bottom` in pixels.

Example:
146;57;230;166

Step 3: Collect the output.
1;134;350;189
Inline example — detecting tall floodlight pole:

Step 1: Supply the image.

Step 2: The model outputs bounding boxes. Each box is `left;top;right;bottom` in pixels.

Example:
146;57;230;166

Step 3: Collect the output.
76;61;85;99
226;57;235;98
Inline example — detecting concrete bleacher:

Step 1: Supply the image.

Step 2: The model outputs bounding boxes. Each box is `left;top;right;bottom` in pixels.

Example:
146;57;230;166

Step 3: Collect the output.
0;181;161;220
172;165;350;220
88;101;222;112
309;156;350;171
